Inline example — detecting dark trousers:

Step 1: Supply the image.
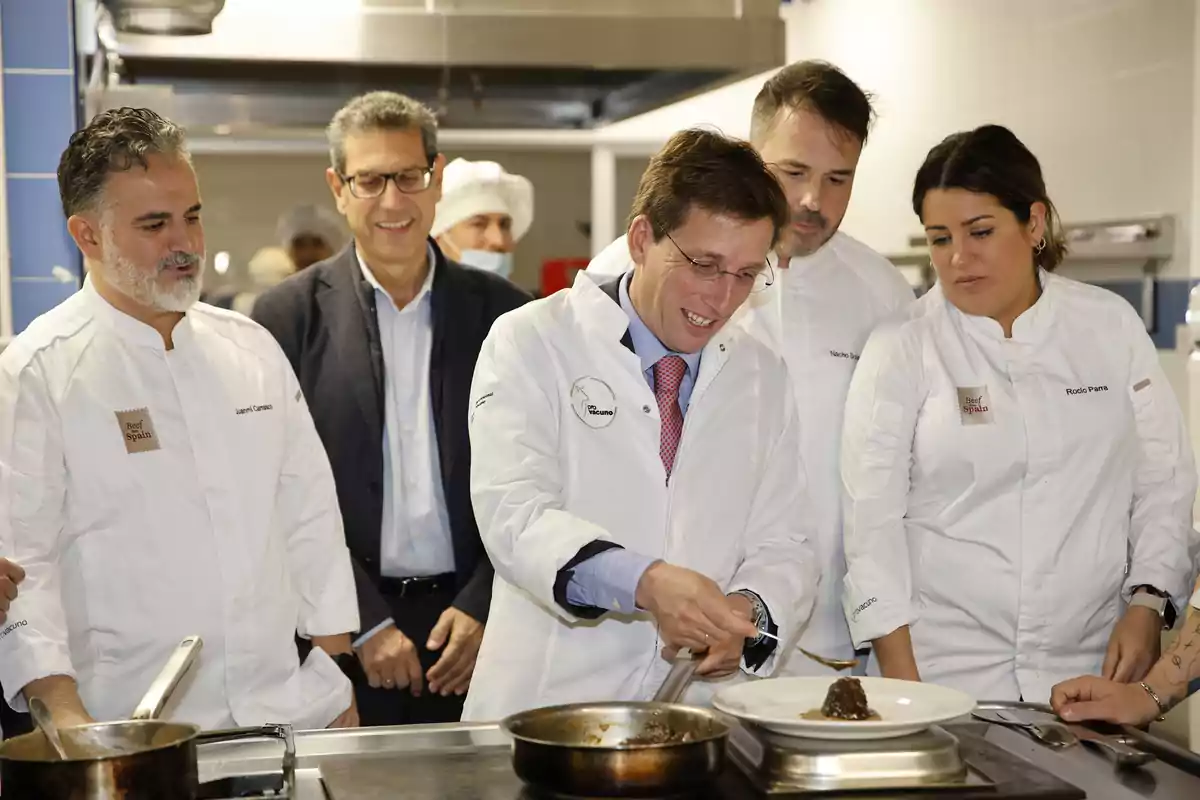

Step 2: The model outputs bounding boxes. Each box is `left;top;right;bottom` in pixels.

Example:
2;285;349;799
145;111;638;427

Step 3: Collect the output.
355;584;466;726
0;685;31;740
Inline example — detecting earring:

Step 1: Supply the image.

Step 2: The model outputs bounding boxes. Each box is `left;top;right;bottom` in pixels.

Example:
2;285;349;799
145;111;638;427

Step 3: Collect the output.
1035;238;1047;254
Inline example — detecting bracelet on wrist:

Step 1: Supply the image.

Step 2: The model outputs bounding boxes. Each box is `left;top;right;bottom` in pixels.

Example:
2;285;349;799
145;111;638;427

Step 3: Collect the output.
1138;681;1169;720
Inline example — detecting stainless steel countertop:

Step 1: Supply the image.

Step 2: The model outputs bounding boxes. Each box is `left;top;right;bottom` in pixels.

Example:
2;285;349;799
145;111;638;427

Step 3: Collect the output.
197;717;1200;800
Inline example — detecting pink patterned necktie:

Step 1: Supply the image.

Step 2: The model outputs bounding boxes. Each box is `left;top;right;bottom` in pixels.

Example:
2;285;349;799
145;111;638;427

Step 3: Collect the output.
654;355;687;479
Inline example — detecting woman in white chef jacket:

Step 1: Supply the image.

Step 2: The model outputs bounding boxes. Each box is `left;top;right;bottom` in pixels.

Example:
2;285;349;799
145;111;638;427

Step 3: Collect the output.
841;124;1197;703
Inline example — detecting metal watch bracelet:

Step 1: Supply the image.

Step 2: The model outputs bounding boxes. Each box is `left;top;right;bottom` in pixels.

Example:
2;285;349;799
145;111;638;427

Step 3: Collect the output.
732;589;768;644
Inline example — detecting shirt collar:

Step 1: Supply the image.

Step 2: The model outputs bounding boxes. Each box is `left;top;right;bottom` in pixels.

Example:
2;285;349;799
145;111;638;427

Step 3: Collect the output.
357;243;437;312
618;270;702;379
82;273;193;351
951;269;1055;344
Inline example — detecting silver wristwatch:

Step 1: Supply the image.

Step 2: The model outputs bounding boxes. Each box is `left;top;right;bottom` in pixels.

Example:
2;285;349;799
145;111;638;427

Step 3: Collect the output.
731;589;768;644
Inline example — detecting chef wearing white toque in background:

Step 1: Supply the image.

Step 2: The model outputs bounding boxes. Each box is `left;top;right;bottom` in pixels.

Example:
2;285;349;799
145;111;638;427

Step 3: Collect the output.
277;204;346;271
432;158;534;280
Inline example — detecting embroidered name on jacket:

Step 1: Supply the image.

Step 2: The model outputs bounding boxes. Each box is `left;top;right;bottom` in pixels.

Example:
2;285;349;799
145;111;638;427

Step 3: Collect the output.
1065;385;1109;395
829;349;860;361
235;404;275;415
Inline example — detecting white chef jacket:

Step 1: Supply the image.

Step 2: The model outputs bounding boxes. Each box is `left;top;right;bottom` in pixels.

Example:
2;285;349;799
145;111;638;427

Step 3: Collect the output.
0;278;360;729
842;272;1197;703
587;233;914;674
461;270;817;721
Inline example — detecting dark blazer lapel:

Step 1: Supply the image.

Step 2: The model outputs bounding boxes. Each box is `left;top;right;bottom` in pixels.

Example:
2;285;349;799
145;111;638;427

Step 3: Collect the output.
317;247;385;443
598;272;635;354
429;244;481;489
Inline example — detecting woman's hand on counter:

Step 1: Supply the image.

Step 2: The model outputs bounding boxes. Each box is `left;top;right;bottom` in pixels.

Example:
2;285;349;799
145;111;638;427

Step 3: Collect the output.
1050;676;1160;726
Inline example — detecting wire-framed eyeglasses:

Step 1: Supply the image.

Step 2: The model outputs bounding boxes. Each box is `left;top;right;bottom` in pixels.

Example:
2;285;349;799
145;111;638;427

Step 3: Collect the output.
664;232;776;293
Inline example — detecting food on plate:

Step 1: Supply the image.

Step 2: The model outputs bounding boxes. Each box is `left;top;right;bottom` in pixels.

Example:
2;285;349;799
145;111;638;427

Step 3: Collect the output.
801;677;881;721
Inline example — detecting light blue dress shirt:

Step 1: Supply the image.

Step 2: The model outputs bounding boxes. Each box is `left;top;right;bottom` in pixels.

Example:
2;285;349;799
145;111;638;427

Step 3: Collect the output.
354;247;456;647
565;271;702;611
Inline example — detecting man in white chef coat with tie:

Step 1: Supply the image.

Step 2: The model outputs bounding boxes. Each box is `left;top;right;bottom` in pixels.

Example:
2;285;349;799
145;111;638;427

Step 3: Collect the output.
588;61;914;676
0;107;361;731
463;128;818;719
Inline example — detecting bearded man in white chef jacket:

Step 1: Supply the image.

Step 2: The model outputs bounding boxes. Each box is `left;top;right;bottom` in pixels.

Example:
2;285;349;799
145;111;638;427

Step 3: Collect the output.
462;128;817;720
0;108;361;731
588;61;913;676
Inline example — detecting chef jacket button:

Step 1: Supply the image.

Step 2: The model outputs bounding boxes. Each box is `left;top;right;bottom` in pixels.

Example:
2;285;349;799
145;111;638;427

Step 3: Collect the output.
642;405;651;413
719;344;726;352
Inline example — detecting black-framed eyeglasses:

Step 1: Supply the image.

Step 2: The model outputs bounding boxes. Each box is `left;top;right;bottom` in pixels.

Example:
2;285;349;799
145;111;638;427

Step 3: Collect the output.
664;232;776;293
339;167;434;199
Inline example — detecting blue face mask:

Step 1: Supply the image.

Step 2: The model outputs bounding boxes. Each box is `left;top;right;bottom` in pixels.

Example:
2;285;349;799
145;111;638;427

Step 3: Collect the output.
459;249;514;279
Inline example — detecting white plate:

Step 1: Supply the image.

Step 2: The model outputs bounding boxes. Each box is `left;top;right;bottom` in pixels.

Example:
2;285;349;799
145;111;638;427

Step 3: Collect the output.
711;677;976;740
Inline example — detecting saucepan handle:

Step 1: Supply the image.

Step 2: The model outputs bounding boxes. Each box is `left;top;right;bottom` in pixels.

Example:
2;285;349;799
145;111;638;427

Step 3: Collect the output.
129;635;203;721
653;649;700;703
196;724;296;797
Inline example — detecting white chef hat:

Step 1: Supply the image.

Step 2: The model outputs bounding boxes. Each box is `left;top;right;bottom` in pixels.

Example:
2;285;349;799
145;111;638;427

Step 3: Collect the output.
276;204;346;250
432;158;534;242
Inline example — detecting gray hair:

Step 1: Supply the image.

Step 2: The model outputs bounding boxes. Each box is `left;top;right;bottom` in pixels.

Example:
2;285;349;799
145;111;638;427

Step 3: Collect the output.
327;91;439;174
57;107;190;217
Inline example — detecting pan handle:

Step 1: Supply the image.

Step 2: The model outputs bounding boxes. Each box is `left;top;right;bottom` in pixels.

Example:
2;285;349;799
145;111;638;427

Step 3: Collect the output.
196;724;296;798
653;649;700;703
130;635;203;721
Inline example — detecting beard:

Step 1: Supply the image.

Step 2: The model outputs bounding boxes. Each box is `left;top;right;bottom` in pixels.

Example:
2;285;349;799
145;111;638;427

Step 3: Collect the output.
100;230;205;313
779;208;835;259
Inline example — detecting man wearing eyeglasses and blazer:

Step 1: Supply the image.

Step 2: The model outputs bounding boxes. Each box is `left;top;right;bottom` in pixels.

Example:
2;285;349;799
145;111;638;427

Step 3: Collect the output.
252;91;531;726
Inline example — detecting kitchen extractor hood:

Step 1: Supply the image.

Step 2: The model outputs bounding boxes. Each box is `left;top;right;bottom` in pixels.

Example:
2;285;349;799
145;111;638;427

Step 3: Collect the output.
83;0;785;134
99;0;225;36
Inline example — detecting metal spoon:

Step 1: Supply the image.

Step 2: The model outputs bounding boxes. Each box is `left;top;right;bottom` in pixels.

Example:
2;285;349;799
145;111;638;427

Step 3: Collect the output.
972;708;1077;749
799;647;860;671
29;697;70;760
753;629;860;671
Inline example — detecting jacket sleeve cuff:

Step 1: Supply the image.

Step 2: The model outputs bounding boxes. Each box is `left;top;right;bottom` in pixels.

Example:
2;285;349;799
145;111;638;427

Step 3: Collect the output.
297;576;361;639
352;617;395;650
0;642;75;714
1123;566;1190;615
452;561;494;623
563;548;657;614
552;540;628;619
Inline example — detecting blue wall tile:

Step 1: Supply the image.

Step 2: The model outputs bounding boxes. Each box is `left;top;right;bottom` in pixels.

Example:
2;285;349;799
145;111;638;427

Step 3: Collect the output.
1;0;74;71
10;279;79;331
2;72;76;174
6;177;77;280
1090;278;1193;350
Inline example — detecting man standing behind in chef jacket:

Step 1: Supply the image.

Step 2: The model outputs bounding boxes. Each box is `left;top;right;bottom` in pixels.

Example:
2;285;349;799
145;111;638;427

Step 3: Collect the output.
0;107;361;731
463;128;818;720
587;61;913;677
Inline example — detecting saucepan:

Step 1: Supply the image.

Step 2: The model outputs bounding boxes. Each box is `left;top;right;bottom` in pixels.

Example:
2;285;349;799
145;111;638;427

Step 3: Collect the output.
0;635;296;799
501;653;730;797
